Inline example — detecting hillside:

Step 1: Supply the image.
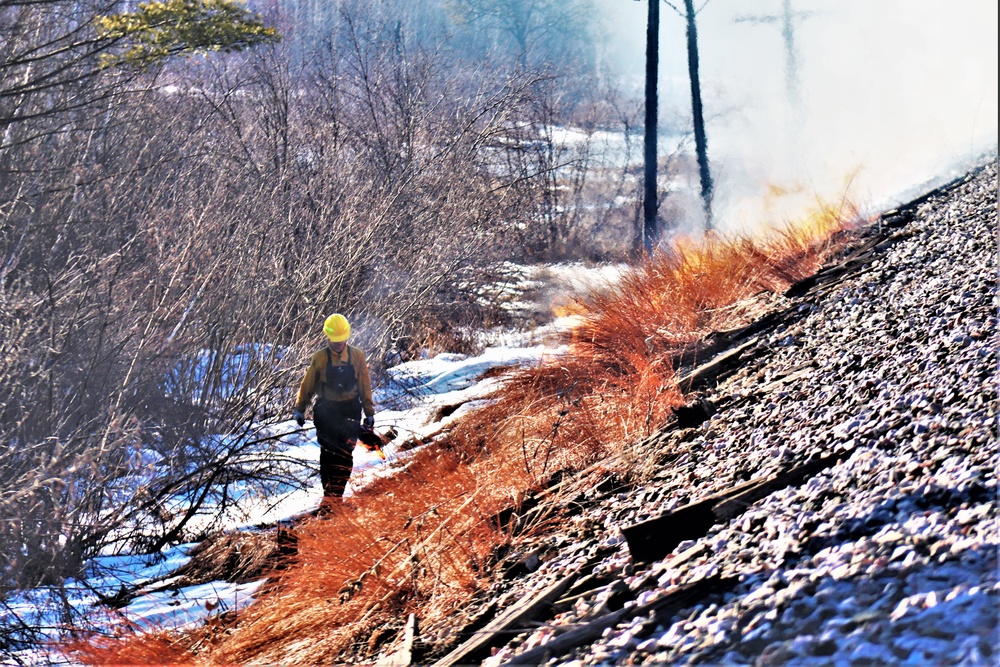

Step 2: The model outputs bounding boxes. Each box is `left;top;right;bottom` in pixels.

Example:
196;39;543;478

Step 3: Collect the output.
406;159;998;666
2;0;996;661
49;158;997;666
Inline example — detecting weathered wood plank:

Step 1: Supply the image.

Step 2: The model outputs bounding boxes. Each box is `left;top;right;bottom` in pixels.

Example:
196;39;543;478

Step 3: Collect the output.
621;470;778;564
376;613;418;667
711;449;847;521
501;575;736;666
623;448;853;564
621;497;718;565
431;571;579;667
677;337;760;392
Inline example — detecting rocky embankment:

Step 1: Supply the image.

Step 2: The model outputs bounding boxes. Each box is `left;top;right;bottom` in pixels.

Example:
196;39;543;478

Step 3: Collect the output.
414;160;997;667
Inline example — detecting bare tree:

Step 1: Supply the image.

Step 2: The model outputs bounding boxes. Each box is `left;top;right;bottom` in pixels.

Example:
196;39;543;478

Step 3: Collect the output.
445;0;596;74
0;2;562;630
643;0;660;253
665;0;714;230
0;0;275;154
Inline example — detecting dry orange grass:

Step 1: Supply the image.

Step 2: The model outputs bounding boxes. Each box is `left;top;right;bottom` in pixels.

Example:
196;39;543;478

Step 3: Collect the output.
459;200;863;475
68;449;519;665
577;200;859;359
207;449;523;665
70;201;859;665
63;625;204;666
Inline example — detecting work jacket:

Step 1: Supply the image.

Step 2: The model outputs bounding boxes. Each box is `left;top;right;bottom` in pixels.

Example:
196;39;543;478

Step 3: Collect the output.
295;343;374;417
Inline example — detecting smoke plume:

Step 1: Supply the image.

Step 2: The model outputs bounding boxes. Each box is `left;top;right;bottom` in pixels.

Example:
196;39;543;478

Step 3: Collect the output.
594;0;998;234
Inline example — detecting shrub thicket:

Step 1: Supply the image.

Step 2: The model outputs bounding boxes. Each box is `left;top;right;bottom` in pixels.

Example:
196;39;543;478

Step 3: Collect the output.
0;0;627;624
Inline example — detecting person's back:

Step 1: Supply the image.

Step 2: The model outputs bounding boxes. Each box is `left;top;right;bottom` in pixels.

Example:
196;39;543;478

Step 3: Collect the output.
293;314;375;503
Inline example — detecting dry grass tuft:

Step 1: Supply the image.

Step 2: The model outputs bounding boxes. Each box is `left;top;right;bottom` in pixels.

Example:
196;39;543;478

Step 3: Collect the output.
206;448;518;665
578;199;862;361
70;202;858;665
170;530;287;587
63;626;203;666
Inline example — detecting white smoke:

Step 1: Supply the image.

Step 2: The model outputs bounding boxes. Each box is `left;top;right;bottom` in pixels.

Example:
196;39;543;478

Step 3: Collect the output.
593;0;998;234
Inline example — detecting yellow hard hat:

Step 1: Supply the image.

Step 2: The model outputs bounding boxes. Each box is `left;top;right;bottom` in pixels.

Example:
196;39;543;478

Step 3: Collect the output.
323;314;351;342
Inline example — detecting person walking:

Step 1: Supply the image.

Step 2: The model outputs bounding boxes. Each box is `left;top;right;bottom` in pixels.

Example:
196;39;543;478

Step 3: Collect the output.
293;314;375;502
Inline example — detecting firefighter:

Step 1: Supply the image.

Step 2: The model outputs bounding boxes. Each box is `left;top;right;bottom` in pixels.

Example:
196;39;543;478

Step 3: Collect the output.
293;314;375;501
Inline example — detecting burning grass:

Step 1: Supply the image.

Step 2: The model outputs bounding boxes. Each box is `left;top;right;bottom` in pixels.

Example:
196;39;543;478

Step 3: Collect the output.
68;201;861;665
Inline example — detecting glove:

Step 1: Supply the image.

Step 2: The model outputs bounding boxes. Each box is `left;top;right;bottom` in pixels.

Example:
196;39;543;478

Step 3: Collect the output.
363;415;375;429
293;410;305;427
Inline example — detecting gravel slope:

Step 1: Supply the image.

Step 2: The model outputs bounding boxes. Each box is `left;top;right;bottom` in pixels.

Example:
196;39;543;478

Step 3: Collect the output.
422;159;998;667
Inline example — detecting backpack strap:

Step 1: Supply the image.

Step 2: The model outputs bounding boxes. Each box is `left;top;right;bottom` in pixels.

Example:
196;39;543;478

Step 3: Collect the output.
322;346;355;393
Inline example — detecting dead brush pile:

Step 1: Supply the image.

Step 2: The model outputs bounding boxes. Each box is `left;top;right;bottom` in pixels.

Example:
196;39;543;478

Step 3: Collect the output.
68;202;861;665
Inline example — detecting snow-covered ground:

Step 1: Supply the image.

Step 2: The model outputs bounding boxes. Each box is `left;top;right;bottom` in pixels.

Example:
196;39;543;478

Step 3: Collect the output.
0;264;611;666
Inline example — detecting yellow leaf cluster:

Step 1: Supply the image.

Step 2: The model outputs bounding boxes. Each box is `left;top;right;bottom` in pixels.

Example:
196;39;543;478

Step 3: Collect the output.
96;0;278;68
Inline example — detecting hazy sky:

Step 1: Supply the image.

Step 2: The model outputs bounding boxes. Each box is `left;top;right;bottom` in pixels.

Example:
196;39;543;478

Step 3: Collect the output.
593;0;998;231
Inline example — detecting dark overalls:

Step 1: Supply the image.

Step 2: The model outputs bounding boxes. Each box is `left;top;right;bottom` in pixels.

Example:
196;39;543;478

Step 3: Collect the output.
313;348;362;498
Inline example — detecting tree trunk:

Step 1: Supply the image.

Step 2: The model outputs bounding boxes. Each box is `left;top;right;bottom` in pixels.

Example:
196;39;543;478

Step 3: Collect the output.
642;0;659;254
684;0;713;230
